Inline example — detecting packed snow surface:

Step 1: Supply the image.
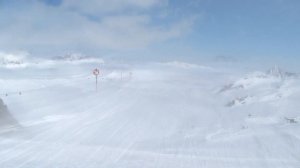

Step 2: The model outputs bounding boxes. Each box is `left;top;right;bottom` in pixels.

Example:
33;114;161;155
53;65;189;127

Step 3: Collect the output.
0;61;299;168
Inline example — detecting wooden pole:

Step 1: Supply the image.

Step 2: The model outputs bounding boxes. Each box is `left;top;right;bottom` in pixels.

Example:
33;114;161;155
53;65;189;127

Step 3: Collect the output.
96;75;98;92
93;68;100;92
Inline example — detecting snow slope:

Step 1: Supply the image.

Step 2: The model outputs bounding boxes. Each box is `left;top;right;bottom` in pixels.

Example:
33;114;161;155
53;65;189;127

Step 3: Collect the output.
0;61;299;168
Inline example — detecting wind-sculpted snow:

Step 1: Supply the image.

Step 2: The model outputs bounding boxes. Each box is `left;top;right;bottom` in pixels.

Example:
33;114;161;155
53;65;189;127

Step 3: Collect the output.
0;52;29;69
219;66;300;108
0;98;19;129
0;52;104;70
51;53;105;64
0;62;299;168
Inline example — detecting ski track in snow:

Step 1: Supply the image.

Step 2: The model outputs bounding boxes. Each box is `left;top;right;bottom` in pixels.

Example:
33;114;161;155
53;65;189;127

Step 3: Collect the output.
0;63;299;168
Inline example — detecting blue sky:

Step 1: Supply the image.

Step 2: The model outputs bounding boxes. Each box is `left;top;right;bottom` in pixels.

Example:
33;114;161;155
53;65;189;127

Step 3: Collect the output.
0;0;299;62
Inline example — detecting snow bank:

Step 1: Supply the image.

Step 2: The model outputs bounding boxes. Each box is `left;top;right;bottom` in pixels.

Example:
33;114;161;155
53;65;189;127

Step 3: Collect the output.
220;66;300;107
0;98;18;127
161;61;213;70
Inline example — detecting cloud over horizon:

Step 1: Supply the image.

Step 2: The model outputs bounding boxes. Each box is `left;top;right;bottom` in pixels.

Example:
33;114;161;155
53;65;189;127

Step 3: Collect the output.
1;0;299;63
0;0;196;56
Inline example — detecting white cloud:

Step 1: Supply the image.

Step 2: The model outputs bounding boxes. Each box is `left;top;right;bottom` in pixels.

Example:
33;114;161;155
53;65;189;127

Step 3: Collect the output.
0;0;196;55
62;0;167;13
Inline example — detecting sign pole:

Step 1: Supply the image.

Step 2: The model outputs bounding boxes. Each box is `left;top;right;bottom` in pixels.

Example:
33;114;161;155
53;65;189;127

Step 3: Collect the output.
93;68;100;92
96;75;98;91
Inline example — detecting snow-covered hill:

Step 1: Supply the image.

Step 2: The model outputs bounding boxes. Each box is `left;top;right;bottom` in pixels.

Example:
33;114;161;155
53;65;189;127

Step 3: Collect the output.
220;66;299;107
0;62;299;168
0;98;18;129
0;52;29;69
0;52;104;70
51;53;104;64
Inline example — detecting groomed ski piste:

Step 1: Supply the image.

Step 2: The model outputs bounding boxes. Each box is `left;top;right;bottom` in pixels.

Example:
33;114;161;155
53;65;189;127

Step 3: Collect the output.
0;54;300;168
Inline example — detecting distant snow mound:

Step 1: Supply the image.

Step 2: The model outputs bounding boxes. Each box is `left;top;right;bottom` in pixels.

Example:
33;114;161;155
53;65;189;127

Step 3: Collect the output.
52;53;104;64
0;98;18;127
285;117;300;124
226;96;253;107
0;52;29;69
266;65;298;79
220;71;274;92
221;66;299;107
163;61;212;70
220;66;297;93
105;71;132;81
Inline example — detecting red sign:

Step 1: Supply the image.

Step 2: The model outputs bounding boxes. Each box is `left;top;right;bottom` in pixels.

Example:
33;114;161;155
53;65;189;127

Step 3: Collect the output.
93;68;100;76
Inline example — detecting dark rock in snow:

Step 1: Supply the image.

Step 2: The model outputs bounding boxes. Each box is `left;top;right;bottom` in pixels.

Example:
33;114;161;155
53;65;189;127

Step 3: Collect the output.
0;98;18;127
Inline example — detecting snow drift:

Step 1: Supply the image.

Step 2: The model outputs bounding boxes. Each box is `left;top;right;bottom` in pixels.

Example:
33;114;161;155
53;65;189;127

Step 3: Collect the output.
0;98;18;128
0;62;299;168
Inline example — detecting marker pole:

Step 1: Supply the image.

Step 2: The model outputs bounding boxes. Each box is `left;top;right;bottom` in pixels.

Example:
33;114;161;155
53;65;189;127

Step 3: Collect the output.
93;68;100;92
96;75;98;92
